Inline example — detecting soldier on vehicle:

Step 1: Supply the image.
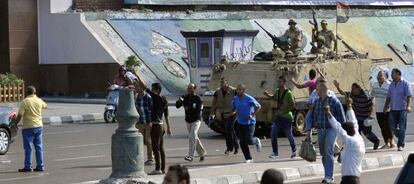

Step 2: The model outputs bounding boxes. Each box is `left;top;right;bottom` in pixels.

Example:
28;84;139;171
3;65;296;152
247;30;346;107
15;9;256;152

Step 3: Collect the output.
282;19;304;54
313;20;337;51
310;36;328;55
210;77;239;155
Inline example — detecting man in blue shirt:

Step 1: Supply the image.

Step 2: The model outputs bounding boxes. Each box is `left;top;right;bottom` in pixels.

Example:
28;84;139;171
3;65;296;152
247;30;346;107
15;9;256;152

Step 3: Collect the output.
231;84;262;163
384;68;412;151
312;80;345;184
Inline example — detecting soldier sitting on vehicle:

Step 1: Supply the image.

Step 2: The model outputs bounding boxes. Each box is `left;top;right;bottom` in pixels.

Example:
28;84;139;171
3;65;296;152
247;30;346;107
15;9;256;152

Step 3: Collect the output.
282;19;304;56
310;36;328;55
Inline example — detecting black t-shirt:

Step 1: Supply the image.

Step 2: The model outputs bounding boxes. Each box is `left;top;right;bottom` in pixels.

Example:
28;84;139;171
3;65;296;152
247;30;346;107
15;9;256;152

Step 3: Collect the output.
146;89;169;122
176;94;203;123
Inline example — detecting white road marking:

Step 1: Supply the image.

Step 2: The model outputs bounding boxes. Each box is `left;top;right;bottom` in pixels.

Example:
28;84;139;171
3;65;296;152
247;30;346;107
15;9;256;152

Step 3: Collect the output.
0;173;49;182
285;165;403;183
54;155;106;162
44;129;84;135
165;147;188;151
60;143;109;149
70;180;100;184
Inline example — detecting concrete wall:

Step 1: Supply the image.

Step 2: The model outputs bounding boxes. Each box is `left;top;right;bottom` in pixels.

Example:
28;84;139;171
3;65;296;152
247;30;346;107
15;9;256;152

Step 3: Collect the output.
38;0;116;65
51;0;73;13
73;0;123;11
7;0;40;88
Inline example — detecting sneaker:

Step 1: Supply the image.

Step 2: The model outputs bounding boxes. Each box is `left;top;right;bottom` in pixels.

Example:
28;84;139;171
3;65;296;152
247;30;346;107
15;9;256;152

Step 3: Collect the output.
199;155;206;162
224;150;231;155
148;170;163;175
380;144;390;149
184;156;193;162
245;159;253;163
373;141;380;150
144;160;155;165
398;147;404;151
255;138;262;152
290;152;297;159
268;153;279;159
34;167;44;172
18;168;32;172
322;178;334;184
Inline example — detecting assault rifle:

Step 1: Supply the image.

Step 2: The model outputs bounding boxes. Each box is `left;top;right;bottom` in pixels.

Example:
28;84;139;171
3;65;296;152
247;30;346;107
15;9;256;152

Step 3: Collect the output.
309;9;319;47
254;21;290;49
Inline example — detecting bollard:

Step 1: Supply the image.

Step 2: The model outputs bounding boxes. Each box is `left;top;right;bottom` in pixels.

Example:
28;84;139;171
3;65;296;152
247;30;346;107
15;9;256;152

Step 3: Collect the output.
100;88;148;184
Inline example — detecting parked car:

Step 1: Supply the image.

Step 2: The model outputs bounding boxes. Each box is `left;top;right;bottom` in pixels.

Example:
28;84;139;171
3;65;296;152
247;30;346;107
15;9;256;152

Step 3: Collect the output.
0;106;18;155
394;153;414;184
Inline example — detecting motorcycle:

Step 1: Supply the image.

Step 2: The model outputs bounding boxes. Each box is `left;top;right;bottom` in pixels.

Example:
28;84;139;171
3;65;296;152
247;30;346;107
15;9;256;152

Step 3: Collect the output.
104;84;120;123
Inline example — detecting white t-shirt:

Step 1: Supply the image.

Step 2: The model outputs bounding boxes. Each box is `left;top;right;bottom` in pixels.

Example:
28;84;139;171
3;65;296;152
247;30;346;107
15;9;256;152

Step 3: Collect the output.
371;80;391;112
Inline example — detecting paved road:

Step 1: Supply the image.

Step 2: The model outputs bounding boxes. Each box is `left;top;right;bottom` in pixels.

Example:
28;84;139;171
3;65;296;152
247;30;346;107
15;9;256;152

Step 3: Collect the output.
290;167;402;184
0;106;413;183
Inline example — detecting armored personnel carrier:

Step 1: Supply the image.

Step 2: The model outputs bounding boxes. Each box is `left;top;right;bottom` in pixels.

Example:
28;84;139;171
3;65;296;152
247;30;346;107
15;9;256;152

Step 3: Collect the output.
181;29;386;136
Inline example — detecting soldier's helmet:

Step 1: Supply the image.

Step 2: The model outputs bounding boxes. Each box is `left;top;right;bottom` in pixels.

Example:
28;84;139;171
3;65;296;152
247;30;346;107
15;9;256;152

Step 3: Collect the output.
321;20;328;25
288;19;297;25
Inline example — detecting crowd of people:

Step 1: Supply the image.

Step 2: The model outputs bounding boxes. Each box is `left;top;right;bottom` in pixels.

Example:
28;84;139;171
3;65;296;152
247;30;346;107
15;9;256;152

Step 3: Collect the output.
10;63;411;184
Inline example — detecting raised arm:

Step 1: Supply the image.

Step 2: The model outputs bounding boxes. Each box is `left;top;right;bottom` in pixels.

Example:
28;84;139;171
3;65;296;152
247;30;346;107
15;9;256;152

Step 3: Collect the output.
333;80;346;96
290;78;307;89
327;111;349;141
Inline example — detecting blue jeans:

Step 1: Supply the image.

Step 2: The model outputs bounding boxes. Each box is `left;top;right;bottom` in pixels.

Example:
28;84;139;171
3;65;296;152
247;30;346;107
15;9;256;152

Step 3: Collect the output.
225;116;239;151
389;110;407;148
305;111;313;131
317;128;337;180
271;117;296;155
22;127;44;169
238;124;258;160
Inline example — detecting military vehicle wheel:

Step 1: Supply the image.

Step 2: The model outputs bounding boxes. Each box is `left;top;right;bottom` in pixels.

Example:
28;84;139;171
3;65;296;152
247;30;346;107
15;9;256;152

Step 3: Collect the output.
293;111;306;136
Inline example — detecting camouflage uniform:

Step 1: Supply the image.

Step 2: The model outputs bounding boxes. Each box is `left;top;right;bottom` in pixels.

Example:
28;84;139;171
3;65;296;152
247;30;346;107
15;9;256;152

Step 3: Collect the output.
283;19;304;52
318;29;336;50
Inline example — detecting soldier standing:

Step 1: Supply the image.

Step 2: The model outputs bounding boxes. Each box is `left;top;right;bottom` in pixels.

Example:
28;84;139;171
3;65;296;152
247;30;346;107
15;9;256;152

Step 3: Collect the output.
211;77;239;155
313;20;337;52
282;19;304;53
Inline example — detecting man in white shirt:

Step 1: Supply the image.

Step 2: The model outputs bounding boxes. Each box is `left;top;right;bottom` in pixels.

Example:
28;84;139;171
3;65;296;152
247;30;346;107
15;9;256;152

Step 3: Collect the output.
326;98;365;184
371;70;394;149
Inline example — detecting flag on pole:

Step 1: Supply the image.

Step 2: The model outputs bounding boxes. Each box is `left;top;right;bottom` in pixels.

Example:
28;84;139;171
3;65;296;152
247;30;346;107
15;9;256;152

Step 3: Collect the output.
337;2;350;23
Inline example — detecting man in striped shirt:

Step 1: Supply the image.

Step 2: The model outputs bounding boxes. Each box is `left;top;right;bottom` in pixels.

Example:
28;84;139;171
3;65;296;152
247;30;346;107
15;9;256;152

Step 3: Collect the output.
333;81;380;150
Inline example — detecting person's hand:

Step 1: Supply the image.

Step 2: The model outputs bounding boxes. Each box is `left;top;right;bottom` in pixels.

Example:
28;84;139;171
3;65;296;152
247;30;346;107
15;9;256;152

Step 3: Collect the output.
323;104;330;114
167;127;172;136
263;89;271;96
407;106;412;113
308;104;314;112
248;114;253;120
333;80;340;88
383;105;390;113
148;123;152;128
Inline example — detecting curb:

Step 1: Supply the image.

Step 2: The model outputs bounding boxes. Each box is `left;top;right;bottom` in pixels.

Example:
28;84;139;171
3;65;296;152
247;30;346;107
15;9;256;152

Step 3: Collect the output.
185;152;412;184
42;113;104;126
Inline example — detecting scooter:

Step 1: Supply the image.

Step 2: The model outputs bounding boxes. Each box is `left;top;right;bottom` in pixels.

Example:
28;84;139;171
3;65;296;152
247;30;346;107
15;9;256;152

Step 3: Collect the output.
104;84;120;123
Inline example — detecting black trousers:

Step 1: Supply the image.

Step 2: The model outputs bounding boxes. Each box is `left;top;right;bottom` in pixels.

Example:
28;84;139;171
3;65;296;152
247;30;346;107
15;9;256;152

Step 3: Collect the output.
151;124;165;171
376;112;394;143
341;176;360;184
358;120;379;145
224;115;239;152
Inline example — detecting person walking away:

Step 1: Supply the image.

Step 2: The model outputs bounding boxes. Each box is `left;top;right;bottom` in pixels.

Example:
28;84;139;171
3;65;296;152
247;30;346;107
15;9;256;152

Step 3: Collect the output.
231;84;262;163
264;76;296;159
135;83;154;165
333;81;380;150
371;70;395;149
210;77;239;155
312;80;345;184
327;97;365;184
147;83;172;175
13;86;47;172
176;83;207;162
384;68;412;151
291;69;318;95
163;165;190;184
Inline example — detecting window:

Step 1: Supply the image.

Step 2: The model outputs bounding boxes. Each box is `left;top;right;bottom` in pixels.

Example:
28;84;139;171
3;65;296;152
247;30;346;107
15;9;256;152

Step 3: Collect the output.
188;39;196;68
200;43;209;58
214;38;222;64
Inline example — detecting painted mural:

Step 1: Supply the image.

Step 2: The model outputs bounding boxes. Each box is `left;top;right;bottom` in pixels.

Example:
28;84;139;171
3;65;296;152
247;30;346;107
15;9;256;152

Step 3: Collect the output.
108;16;414;94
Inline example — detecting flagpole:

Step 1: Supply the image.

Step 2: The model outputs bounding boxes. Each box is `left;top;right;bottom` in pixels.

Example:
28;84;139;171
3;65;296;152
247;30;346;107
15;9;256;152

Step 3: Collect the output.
336;1;339;57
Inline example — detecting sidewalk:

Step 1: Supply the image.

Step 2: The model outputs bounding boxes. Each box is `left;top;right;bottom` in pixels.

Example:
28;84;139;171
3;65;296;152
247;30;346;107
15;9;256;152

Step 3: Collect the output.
146;143;414;184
